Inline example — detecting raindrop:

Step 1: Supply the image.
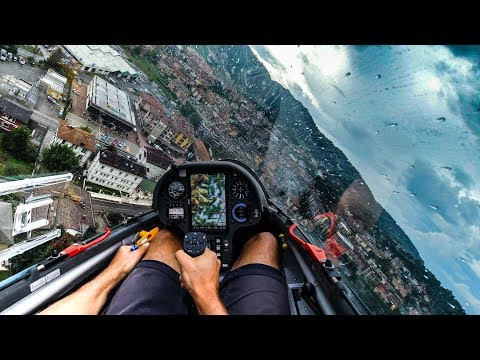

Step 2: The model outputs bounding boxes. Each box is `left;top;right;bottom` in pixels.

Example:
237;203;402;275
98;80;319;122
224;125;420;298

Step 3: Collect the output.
381;174;388;177
459;257;467;263
387;122;398;127
377;74;382;79
345;72;351;77
436;117;446;122
375;130;380;134
410;165;415;169
423;275;429;279
428;204;438;210
409;193;416;197
386;179;391;182
332;101;336;105
393;191;399;195
441;166;452;171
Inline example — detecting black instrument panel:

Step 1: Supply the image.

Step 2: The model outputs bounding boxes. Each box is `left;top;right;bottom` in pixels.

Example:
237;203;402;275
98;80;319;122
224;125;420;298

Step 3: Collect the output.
153;161;268;270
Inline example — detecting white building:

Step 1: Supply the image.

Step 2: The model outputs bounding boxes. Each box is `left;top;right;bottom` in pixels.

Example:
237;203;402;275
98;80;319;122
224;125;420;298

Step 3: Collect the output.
63;45;138;79
137;146;174;181
86;149;147;195
51;121;96;167
0;75;33;102
38;69;67;100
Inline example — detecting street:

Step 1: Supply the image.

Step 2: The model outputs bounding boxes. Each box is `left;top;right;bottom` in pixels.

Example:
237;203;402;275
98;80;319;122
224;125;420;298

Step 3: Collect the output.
91;198;151;216
31;109;59;131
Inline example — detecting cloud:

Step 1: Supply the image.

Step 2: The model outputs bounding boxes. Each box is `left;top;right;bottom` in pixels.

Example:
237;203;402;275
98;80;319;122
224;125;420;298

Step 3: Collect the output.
453;167;474;189
469;258;480;279
448;280;480;314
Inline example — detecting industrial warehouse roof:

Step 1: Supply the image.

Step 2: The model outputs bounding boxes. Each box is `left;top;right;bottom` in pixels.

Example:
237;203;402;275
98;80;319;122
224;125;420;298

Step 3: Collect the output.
64;45;138;76
89;76;136;127
57;121;97;153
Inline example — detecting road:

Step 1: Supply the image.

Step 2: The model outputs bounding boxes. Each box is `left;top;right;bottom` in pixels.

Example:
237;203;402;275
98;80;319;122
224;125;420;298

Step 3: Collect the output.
17;48;44;63
31;109;59;130
91;198;151;216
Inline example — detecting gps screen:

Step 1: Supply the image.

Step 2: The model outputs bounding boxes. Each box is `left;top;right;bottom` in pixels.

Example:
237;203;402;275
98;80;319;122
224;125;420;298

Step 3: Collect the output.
190;173;227;230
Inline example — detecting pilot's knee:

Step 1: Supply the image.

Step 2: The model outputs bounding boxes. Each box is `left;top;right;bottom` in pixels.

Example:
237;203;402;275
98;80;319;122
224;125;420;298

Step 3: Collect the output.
249;231;277;248
151;229;181;244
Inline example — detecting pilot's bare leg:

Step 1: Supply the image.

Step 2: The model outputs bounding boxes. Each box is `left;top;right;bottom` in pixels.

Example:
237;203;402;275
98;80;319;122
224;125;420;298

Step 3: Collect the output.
220;231;290;315
142;229;182;273
231;232;280;270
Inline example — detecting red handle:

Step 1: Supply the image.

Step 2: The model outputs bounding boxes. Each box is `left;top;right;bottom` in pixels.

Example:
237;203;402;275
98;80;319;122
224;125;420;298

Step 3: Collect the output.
289;223;326;264
61;228;111;259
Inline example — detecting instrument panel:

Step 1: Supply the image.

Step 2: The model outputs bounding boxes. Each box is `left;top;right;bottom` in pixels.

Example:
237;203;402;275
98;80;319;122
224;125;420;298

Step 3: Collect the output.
153;161;268;270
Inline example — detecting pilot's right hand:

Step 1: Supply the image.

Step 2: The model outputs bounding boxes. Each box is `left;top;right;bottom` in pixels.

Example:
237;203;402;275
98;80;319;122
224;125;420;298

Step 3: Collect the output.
175;248;227;314
175;247;220;297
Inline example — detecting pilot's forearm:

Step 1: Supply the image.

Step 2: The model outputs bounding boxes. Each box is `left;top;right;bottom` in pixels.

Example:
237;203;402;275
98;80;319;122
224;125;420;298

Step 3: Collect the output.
193;289;228;315
37;269;121;315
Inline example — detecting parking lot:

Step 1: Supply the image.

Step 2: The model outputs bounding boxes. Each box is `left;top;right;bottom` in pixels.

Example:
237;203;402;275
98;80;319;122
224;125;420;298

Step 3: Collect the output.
0;59;46;84
34;90;63;120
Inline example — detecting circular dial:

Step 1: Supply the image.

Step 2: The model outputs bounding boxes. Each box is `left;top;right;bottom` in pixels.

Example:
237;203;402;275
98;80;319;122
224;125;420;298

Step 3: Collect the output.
168;181;185;199
231;180;250;200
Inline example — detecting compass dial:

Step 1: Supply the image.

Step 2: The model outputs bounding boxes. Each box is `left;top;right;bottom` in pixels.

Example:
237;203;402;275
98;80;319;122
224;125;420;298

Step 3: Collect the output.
168;181;185;199
231;180;250;200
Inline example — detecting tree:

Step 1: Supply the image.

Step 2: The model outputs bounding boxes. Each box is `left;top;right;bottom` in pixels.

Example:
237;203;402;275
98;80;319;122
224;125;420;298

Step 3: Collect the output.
133;46;142;56
83;226;98;241
46;48;63;70
42;143;80;172
0;45;18;55
1;126;36;163
106;212;124;227
80;126;92;133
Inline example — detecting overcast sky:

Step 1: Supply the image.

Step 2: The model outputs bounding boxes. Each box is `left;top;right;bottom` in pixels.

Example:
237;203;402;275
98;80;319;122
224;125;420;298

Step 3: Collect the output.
250;45;480;314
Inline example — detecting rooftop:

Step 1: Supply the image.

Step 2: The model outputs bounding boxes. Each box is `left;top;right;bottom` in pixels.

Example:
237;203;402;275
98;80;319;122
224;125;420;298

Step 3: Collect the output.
145;146;174;169
99;149;147;178
88;76;136;127
64;45;137;76
0;96;33;124
57;121;97;153
194;139;210;161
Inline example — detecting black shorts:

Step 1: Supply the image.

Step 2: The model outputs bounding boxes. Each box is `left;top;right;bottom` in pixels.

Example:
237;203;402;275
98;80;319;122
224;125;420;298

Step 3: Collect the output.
102;260;290;315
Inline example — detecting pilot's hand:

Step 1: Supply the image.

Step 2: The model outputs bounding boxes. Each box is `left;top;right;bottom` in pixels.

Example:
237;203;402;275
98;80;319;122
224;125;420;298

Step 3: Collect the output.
105;243;150;283
175;248;223;311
